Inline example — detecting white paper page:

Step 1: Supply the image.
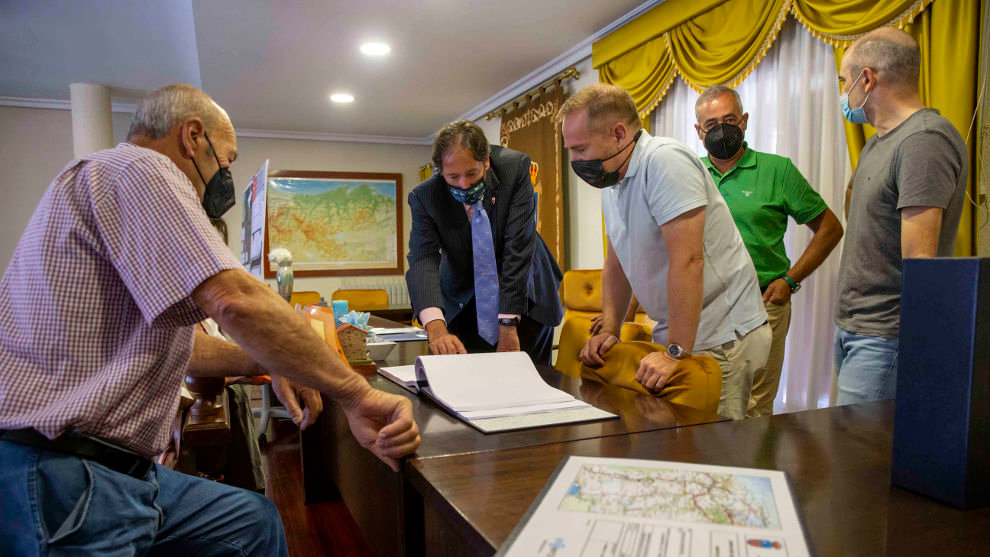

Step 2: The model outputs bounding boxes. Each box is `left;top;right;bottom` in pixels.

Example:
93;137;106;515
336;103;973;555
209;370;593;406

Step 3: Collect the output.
459;400;590;420
371;326;425;335
499;456;811;557
378;365;417;386
415;352;574;412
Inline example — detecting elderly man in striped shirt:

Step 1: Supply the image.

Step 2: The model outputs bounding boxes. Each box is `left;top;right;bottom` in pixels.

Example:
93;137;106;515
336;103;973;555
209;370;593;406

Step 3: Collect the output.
0;84;420;556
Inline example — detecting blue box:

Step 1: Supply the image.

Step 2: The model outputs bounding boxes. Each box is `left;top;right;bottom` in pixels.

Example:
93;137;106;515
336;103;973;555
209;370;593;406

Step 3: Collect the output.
892;258;990;508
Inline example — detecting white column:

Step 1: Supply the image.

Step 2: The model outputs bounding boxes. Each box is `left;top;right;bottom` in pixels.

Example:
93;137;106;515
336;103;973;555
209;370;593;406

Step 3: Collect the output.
69;83;114;158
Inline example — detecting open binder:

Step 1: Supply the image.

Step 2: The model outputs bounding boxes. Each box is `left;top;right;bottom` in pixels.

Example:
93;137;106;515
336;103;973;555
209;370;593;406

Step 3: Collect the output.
378;352;616;433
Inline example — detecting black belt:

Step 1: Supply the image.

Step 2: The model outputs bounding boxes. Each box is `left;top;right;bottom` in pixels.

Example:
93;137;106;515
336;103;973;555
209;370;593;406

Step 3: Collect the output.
0;428;153;479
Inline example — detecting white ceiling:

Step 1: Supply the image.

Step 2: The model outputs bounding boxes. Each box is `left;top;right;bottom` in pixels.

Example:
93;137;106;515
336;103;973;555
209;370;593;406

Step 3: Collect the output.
0;0;648;139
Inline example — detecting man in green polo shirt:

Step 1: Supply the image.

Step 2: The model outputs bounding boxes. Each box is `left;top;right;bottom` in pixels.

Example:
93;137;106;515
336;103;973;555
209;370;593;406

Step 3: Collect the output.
695;85;844;417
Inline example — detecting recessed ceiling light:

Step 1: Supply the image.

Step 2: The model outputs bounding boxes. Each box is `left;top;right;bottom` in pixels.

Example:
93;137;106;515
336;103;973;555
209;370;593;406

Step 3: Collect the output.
360;42;391;56
330;93;354;103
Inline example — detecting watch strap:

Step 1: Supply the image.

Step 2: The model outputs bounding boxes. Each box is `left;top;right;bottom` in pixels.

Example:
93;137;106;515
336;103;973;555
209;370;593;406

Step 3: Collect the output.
781;274;799;291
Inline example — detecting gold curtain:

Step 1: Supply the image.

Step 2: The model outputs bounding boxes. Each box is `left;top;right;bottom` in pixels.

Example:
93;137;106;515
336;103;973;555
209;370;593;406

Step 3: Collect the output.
594;0;982;255
666;0;790;92
827;0;981;256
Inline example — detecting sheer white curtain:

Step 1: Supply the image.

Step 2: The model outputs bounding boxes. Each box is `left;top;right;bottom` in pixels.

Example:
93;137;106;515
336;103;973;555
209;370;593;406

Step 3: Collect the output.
652;18;851;412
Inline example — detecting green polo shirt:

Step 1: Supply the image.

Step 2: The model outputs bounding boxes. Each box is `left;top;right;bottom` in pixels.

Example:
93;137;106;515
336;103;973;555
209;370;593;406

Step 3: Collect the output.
703;144;827;288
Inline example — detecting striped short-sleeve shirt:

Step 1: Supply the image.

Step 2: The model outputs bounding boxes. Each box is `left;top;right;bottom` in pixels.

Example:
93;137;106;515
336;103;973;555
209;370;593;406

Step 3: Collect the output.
0;142;241;457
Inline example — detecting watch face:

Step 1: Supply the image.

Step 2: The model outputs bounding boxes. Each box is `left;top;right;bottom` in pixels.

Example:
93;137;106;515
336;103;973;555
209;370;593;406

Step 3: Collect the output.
668;344;684;359
791;283;802;293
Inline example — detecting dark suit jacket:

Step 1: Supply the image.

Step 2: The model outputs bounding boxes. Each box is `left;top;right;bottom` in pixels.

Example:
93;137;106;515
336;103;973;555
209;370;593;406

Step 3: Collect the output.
406;145;563;328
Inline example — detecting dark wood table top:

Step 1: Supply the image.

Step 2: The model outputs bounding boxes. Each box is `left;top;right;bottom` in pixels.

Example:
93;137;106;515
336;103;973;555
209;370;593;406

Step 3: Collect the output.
364;316;727;459
408;400;990;557
303;314;727;557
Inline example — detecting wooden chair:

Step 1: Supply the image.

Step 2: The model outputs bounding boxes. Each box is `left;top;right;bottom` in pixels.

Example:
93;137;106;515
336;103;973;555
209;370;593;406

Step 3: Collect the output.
331;288;388;311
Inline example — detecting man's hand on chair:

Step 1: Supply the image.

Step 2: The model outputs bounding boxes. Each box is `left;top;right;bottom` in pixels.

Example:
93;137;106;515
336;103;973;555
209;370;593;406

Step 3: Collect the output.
588;314;604;335
635;351;679;394
270;374;323;431
580;332;619;368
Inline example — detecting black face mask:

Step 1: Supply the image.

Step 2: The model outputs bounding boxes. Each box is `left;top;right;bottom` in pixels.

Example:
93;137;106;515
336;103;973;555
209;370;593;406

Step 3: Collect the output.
571;129;643;189
191;132;235;218
703;122;745;160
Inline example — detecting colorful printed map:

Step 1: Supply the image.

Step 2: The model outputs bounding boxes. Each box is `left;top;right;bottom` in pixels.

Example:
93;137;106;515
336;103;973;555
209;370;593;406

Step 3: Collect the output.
267;178;397;269
558;463;781;529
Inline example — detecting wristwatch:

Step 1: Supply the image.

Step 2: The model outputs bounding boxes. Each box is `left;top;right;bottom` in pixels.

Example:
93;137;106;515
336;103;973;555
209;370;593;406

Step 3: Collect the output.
781;274;801;293
666;343;689;360
498;317;520;327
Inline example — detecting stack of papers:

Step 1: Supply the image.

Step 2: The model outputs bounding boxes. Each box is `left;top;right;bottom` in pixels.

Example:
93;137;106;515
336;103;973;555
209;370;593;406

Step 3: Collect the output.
378;352;616;433
370;326;428;342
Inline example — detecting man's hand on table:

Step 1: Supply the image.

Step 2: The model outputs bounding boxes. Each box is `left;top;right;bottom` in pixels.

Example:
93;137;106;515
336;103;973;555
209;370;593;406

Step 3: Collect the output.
270;374;323;431
341;388;421;472
424;319;467;355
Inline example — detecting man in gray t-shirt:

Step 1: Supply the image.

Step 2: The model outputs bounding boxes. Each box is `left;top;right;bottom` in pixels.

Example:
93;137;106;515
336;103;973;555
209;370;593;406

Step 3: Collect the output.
834;28;968;405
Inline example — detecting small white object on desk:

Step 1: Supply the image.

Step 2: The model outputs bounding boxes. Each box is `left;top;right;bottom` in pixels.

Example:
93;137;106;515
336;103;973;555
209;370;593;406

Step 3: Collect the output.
371;326;424;335
366;340;397;361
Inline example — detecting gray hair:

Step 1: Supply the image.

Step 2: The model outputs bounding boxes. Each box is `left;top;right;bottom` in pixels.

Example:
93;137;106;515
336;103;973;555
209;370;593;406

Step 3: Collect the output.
695;85;743;120
126;84;223;140
847;30;920;87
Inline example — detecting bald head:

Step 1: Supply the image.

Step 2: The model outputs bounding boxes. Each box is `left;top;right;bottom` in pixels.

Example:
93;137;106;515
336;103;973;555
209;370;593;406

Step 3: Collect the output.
127;84;231;141
844;27;920;90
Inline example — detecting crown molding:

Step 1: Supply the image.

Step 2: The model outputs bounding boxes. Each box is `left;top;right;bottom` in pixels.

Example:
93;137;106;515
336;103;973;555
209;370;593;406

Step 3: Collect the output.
0;95;138;113
455;0;663;124
235;128;434;145
0;96;433;145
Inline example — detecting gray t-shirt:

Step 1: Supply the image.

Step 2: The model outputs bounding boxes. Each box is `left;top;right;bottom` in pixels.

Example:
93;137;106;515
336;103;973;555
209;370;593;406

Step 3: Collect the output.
836;108;968;337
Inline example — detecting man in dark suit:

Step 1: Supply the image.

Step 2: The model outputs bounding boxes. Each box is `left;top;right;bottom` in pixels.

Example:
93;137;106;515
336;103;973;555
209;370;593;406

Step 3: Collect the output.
406;120;563;366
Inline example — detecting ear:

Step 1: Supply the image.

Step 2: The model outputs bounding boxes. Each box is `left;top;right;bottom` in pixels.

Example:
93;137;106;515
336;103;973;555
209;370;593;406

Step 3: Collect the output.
178;118;205;160
740;112;749;132
694;123;705;141
862;67;878;93
612;122;628;144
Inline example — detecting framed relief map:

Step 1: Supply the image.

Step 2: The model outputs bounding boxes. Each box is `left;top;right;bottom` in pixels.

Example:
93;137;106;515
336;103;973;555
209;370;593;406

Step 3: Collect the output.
263;170;403;278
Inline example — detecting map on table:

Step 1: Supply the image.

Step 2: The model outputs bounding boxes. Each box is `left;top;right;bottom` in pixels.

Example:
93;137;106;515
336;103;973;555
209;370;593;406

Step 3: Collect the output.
498;456;810;557
558;463;781;529
267;177;398;272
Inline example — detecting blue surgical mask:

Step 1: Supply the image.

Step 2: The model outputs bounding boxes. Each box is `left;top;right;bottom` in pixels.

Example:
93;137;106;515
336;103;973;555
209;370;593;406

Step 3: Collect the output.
449;178;486;205
840;70;872;125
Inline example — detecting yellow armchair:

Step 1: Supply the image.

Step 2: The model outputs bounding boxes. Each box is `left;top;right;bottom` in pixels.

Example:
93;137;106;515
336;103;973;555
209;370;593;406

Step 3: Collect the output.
288;290;321;308
555;316;652;377
331;288;389;311
580;342;722;415
559;269;654;327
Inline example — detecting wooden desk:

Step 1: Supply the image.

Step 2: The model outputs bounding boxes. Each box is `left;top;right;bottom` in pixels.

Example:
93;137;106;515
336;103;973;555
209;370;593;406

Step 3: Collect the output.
408;400;990;556
365;304;414;324
300;324;727;557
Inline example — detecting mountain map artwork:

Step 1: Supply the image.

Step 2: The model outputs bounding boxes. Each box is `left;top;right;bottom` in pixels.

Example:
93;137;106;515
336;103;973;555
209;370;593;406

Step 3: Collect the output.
267;177;398;271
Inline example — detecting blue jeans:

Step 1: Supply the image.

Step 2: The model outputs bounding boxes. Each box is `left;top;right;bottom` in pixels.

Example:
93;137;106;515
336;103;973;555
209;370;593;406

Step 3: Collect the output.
0;440;287;556
833;326;899;405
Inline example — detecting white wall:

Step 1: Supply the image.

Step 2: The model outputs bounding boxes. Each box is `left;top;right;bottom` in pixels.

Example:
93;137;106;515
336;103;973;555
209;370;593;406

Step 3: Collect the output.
227;137;431;298
0;106;133;269
0;105;431;302
474;54;604;272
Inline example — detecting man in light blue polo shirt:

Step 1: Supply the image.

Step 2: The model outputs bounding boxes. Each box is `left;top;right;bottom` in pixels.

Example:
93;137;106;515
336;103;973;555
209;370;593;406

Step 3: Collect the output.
557;84;770;420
